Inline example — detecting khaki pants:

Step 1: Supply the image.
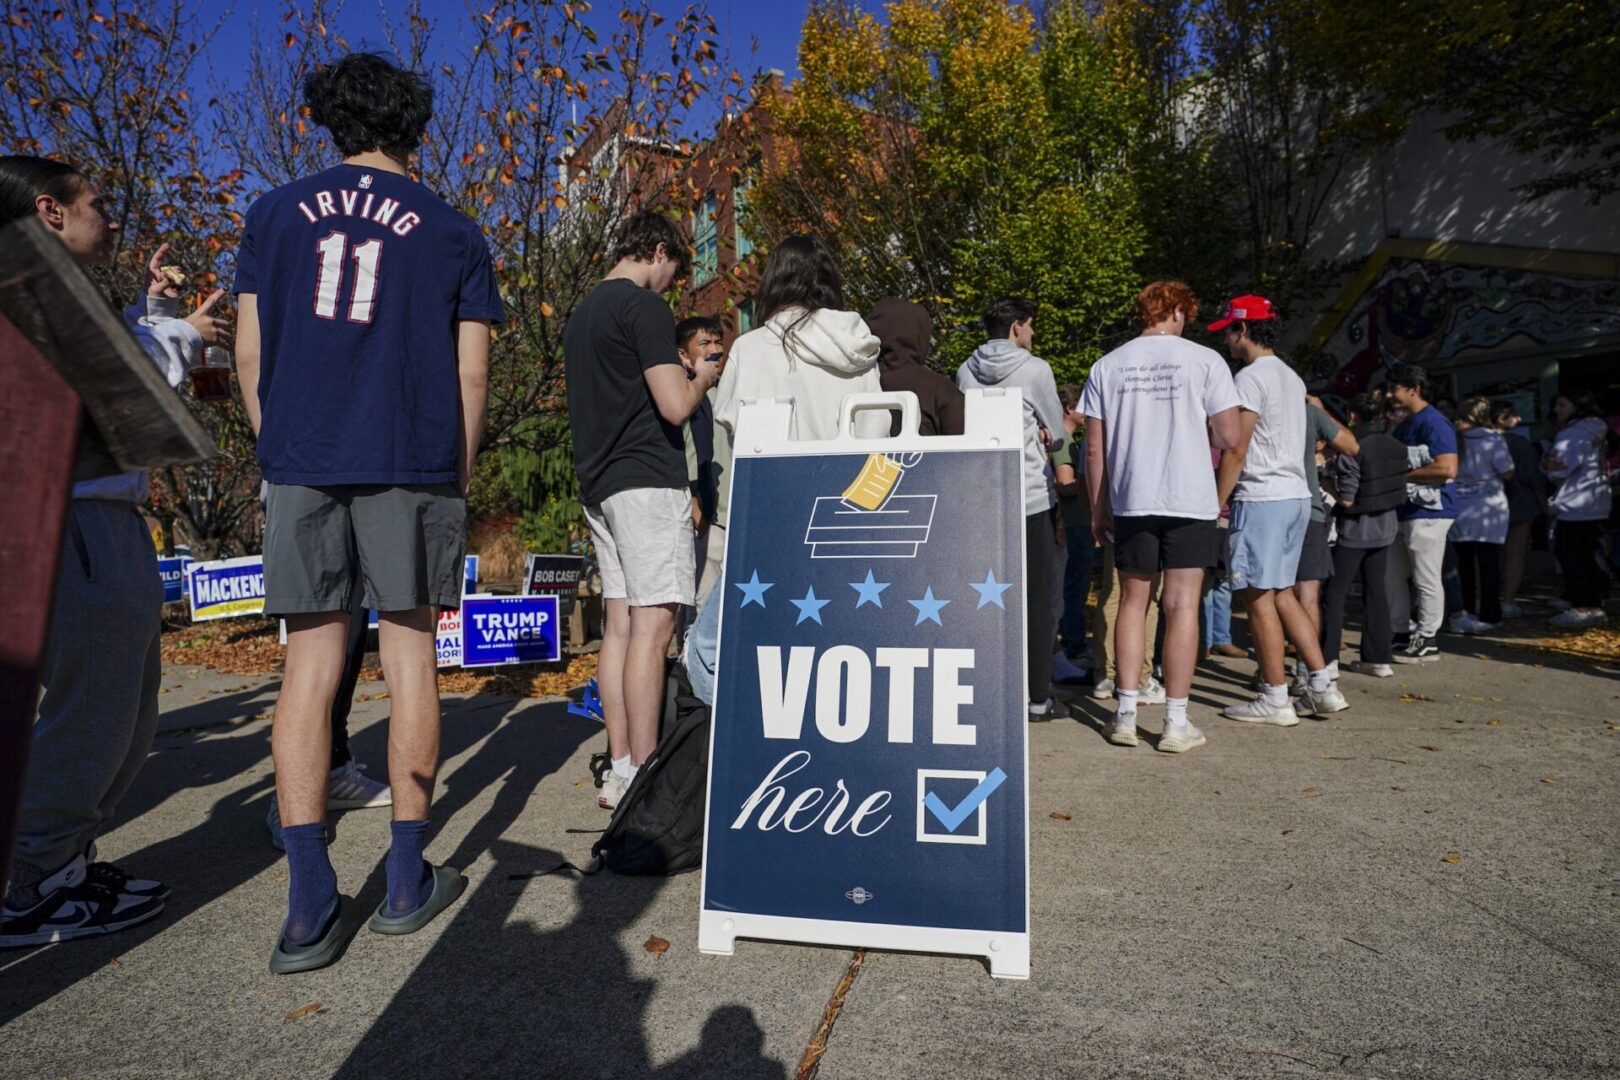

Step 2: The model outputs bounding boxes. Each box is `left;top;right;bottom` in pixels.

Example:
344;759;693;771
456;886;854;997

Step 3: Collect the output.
1091;541;1160;683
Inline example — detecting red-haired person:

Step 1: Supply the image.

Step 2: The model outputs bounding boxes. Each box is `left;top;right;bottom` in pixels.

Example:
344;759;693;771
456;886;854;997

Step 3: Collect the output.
1081;281;1242;753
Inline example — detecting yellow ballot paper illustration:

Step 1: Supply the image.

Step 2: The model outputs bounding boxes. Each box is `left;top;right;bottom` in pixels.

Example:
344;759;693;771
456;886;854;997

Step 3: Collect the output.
841;452;924;511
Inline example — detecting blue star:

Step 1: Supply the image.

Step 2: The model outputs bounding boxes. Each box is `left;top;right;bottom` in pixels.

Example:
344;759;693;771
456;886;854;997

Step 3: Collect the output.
970;570;1012;609
849;569;890;609
909;587;950;626
734;570;773;609
791;586;831;625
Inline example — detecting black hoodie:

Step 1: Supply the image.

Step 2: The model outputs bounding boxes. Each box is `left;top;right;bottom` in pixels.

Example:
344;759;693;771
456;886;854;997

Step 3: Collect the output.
866;298;965;437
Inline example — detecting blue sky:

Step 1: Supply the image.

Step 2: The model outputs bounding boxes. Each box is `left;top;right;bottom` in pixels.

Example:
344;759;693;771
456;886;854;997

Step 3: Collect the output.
207;1;858;87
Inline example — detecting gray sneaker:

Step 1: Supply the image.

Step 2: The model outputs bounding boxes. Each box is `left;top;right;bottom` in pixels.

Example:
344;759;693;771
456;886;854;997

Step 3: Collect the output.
1222;695;1301;727
1345;660;1394;678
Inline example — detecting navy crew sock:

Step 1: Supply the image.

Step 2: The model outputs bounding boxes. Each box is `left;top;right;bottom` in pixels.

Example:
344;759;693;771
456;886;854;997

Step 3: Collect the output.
386;820;434;915
282;823;338;946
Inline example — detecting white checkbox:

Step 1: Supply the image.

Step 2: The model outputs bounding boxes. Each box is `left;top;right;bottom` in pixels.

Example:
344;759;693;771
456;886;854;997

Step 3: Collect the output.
916;768;989;845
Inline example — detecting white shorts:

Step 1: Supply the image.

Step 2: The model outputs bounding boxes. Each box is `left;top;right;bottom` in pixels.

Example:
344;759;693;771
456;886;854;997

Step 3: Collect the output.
586;487;695;607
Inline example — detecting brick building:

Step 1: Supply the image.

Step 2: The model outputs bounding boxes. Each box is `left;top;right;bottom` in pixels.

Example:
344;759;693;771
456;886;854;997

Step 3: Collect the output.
558;72;790;345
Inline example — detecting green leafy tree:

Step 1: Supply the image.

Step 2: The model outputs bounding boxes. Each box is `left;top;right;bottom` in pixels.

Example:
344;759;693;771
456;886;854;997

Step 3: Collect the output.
753;0;1147;383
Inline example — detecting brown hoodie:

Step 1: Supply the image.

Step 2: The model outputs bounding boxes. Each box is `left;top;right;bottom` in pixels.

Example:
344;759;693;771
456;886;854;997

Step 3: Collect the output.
866;298;966;437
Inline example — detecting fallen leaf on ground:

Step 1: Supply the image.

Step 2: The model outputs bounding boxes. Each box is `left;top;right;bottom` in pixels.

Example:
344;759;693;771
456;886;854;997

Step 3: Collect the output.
1281;829;1294;835
1441;856;1462;864
1301;786;1320;795
1487;719;1501;726
1390;786;1405;791
1399;692;1436;702
1542;777;1558;785
643;935;670;955
1048;811;1072;821
284;1003;322;1021
1420;745;1442;752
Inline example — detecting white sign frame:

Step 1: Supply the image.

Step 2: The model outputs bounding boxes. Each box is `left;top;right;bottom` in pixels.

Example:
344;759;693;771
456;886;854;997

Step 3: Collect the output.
696;388;1032;980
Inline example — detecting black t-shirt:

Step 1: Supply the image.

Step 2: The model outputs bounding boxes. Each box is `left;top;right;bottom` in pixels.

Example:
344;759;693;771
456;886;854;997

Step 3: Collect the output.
564;279;685;505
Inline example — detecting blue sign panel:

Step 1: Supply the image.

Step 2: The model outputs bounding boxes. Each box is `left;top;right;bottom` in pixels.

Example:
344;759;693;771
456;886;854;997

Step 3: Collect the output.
158;556;193;604
460;594;561;667
703;446;1028;955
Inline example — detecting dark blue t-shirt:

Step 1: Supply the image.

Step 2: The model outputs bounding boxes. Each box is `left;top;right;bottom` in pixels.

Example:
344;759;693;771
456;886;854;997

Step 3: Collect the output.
1395;404;1458;520
235;164;504;485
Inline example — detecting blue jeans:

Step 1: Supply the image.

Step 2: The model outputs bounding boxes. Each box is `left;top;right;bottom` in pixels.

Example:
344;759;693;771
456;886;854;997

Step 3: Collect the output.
683;584;721;706
1059;527;1094;655
1202;576;1233;649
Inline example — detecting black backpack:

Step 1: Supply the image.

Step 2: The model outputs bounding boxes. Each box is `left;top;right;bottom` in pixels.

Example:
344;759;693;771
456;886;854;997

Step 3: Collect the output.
590;666;712;876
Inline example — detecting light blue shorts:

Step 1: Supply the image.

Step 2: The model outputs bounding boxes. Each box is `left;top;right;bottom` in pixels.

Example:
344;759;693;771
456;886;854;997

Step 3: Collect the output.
1227;498;1310;591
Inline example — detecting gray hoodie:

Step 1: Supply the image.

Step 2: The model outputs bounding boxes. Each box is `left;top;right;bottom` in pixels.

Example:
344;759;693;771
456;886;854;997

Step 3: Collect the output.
956;340;1066;514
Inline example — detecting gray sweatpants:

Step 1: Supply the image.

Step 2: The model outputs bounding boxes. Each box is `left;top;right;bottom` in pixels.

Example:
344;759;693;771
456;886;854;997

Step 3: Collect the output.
1391;517;1453;638
15;500;163;877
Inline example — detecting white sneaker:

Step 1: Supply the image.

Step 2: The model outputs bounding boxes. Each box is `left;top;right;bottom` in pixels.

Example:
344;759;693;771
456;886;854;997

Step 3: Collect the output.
1137;676;1167;705
1091;678;1115;700
598;771;630;810
1222;695;1301;726
1345;660;1394;678
1500;601;1523;620
1105;717;1139;747
1295;682;1350;717
327;761;392;810
1157;723;1207;754
1447;613;1495;636
1550;608;1607;628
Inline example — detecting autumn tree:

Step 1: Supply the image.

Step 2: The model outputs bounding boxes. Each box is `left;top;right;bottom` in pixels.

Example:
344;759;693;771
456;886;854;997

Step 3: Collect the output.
2;0;744;557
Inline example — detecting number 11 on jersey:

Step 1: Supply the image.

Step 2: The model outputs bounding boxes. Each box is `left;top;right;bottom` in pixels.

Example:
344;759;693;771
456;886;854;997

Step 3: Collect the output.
314;231;382;323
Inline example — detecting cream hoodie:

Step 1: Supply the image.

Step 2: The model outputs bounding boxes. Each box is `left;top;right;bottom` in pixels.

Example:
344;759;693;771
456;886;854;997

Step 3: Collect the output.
711;306;887;527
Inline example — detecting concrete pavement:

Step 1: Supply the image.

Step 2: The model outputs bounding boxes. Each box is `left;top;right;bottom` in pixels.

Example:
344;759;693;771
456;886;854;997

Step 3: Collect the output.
1;632;1617;1078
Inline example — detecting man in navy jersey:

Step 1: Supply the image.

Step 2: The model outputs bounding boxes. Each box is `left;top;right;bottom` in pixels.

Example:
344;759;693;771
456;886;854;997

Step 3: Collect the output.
234;54;503;974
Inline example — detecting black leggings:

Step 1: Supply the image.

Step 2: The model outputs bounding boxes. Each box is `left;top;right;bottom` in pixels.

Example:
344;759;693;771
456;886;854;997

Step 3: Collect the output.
1555;519;1610;609
1455;541;1503;624
1322;542;1393;664
1025;511;1056;702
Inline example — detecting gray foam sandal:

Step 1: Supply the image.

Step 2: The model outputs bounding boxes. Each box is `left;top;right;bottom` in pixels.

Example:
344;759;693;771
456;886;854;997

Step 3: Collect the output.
269;895;363;975
368;865;467;936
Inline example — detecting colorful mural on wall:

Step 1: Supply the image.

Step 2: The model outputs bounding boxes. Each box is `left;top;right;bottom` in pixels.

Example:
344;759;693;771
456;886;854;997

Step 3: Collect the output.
1307;258;1620;396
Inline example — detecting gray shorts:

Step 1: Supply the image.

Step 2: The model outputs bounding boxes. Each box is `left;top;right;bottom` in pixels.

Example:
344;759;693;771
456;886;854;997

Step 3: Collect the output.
264;483;466;615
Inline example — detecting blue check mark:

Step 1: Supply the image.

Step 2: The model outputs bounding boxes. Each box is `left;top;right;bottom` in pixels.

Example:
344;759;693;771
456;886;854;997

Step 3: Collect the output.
923;768;1008;833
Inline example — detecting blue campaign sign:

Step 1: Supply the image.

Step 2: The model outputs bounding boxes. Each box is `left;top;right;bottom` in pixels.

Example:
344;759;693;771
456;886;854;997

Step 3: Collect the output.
186;555;266;621
459;593;561;667
157;556;193;604
699;391;1031;979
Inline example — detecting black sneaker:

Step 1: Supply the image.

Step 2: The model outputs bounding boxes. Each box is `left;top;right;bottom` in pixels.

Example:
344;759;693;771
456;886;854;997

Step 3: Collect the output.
86;860;171;902
1393;634;1440;664
0;855;165;948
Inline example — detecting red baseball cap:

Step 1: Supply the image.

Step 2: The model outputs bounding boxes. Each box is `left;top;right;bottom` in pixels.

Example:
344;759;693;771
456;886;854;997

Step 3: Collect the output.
1207;294;1278;332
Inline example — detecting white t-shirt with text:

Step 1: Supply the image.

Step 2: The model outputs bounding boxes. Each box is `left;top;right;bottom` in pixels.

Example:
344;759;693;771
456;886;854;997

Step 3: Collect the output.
1232;354;1310;502
1079;334;1240;520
